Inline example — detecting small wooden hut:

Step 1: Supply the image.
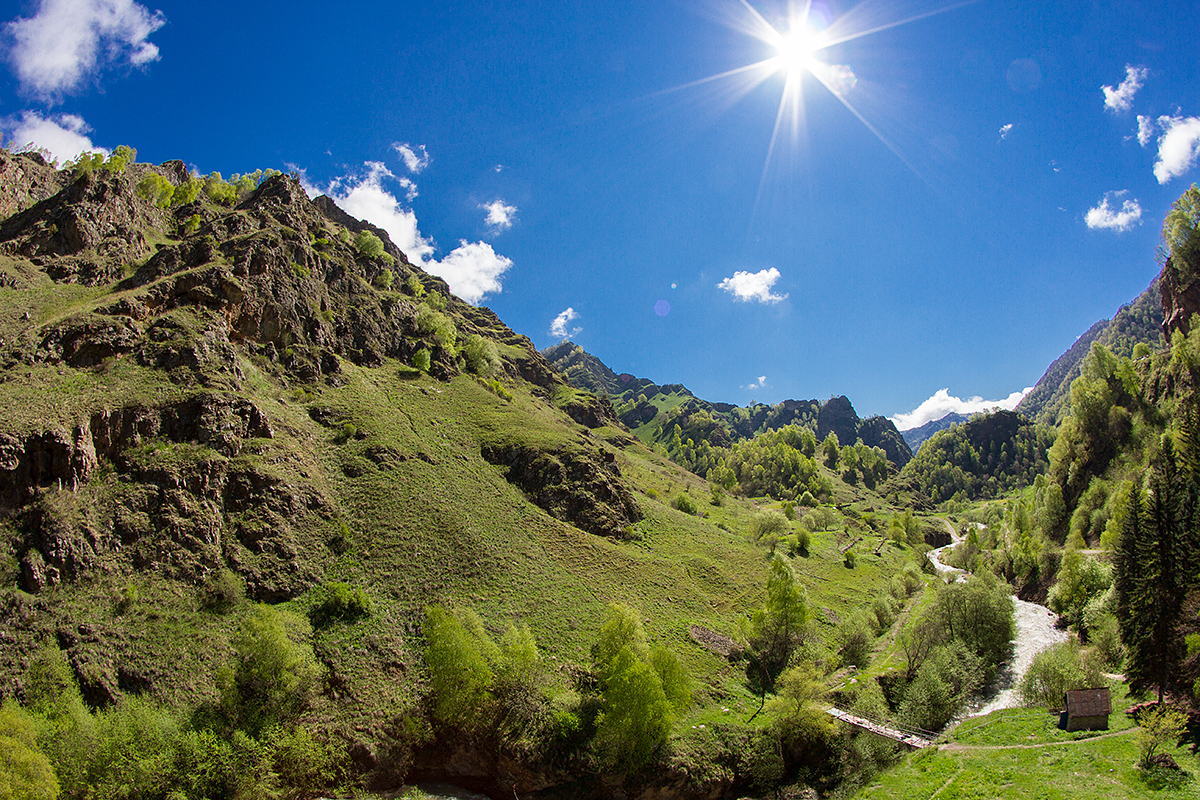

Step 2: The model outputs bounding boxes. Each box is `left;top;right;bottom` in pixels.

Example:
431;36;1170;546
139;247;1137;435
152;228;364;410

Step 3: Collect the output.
1060;688;1111;731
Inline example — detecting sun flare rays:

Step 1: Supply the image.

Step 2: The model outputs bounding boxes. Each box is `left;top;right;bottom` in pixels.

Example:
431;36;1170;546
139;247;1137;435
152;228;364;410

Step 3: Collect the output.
659;0;980;220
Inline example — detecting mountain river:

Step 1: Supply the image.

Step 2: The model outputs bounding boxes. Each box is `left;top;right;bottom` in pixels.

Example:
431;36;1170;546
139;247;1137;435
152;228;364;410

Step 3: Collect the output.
928;529;1067;718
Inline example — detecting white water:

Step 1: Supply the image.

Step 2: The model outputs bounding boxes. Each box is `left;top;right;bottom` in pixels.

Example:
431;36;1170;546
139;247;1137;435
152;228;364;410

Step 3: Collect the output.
927;527;1066;718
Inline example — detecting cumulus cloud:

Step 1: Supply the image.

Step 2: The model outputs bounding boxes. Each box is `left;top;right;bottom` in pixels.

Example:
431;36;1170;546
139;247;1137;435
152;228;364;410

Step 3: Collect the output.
549;307;581;339
999;123;1013;140
890;387;1033;431
435;241;512;305
744;376;767;390
327;161;436;264
1084;191;1143;232
4;0;164;100
717;268;787;304
1137;115;1155;147
322;162;512;305
1152;115;1200;184
1102;65;1148;113
5;111;105;163
481;199;517;232
392;142;430;174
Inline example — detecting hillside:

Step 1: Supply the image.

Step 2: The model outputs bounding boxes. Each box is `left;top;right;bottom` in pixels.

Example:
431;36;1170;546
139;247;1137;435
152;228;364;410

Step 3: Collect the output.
1016;279;1163;425
900;412;969;452
0;150;938;799
544;341;913;469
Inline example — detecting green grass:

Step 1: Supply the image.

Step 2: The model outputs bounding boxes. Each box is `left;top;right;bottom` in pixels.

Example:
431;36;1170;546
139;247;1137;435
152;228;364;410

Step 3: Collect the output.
856;684;1198;799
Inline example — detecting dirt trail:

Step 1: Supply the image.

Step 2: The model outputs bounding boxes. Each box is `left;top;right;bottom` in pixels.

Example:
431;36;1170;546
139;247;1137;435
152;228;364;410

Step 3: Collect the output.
940;726;1137;751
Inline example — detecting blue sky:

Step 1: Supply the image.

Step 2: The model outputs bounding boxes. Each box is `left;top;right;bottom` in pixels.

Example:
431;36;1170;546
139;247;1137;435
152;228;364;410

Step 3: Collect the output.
3;0;1199;428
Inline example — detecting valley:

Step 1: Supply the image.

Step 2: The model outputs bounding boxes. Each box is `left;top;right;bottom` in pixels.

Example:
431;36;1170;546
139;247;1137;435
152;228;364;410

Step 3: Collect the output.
0;148;1198;800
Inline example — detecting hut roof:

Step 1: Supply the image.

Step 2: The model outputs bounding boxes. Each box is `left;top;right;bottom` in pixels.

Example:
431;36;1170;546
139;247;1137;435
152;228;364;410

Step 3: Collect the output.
1065;687;1111;717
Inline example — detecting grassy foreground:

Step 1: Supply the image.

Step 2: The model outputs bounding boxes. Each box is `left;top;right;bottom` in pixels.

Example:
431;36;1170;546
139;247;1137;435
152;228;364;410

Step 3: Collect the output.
855;684;1198;799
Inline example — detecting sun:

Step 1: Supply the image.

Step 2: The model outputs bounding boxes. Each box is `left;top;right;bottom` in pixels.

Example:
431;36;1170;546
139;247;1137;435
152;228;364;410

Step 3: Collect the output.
774;24;825;77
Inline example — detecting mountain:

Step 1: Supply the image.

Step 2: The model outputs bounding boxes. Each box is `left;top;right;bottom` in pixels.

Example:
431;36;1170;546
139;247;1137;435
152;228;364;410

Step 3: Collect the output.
900;412;970;452
0;150;926;798
544;341;913;468
1015;278;1163;425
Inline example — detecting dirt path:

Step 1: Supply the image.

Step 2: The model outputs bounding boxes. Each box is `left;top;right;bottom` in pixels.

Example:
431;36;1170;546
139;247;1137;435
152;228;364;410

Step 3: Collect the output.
940;726;1138;751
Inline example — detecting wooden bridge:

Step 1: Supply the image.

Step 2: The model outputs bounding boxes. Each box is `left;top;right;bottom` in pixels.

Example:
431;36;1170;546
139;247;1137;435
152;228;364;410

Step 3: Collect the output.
824;706;936;749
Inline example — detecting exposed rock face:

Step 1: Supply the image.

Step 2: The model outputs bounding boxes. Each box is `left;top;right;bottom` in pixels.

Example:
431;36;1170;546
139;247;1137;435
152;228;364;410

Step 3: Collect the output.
0;151;67;221
0;159;635;615
481;440;642;537
1161;256;1200;338
817;396;913;468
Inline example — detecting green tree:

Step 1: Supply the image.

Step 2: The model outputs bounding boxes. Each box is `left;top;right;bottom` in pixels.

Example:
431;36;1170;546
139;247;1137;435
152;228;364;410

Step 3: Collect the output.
1162;183;1200;279
218;605;320;735
593;647;673;771
821;432;840;469
1114;437;1199;702
745;555;812;718
422;604;495;729
0;699;59;800
749;509;789;544
922;572;1014;679
137;173;175;207
354;230;387;260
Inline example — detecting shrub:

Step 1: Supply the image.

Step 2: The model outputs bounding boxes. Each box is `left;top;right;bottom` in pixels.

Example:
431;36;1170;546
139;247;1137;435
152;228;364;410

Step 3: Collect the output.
897;641;983;731
1138;704;1186;767
373;268;395;289
104;144;136;173
354;230;386;260
309;581;372;628
1018;639;1102;709
416;306;457;352
269;725;342;795
798;491;818;507
200;568;245;613
203;172;237;206
422;605;495;729
217;605;320;735
843;548;857;568
709;485;725;506
0;699;59;800
137;173;175;207
750;509;789;542
405;274;426;296
838;614;874;670
462;334;501;376
411;348;432;373
171;178;201;206
672;493;698;515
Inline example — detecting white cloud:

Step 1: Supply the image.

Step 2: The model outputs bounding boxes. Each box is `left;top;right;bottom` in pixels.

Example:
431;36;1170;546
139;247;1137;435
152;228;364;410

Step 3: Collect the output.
717;268;787;304
4;0;164;100
1137;115;1155;147
549;307;581;339
1152;115;1200;184
326;161;436;264
999;123;1013;140
1084;191;1143;232
6;111;105;163
392;142;429;174
434;241;512;305
481;199;517;232
890;387;1033;431
320;160;513;305
744;376;767;390
1101;65;1148;113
